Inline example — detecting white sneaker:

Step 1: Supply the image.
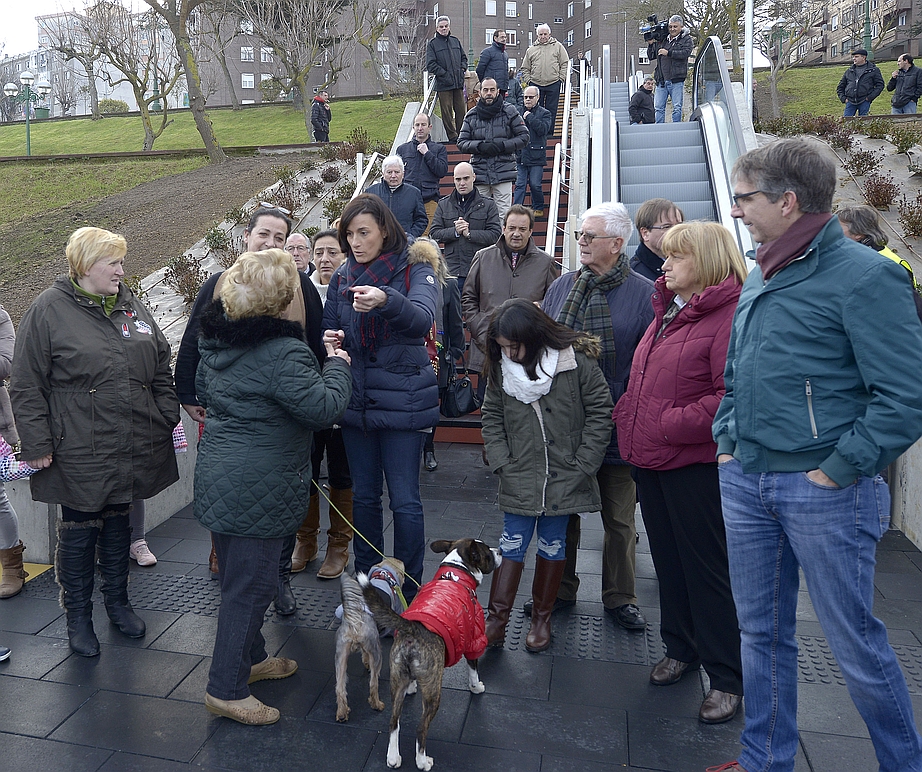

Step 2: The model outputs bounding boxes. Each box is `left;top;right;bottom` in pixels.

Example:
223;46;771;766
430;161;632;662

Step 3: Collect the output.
129;539;157;566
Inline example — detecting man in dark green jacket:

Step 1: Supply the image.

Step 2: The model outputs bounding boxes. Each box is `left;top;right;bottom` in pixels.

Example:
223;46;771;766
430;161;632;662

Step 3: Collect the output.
712;137;922;772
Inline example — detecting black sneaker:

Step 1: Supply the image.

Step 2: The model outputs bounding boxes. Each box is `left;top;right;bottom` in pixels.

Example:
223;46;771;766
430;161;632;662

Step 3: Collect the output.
608;603;647;630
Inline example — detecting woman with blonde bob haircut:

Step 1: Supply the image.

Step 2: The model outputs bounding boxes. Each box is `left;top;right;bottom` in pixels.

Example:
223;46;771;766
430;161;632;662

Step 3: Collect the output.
614;220;747;725
194;247;352;726
11;226;180;658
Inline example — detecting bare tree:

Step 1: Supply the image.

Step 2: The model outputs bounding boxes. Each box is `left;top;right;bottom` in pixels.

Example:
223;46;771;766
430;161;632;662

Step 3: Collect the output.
0;53;18;123
42;10;104;119
142;0;227;162
192;0;243;109
234;0;350;130
835;3;899;56
52;67;80;116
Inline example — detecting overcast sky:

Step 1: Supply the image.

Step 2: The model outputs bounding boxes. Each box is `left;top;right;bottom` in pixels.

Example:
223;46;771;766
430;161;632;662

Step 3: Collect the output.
2;2;80;57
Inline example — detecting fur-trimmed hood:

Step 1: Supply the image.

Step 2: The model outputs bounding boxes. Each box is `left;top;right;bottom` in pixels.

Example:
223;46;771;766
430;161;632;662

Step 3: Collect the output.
573;334;602;360
199;300;305;371
407;238;442;273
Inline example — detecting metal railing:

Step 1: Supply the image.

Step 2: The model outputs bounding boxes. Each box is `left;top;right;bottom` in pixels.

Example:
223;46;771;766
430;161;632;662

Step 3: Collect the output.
545;58;574;264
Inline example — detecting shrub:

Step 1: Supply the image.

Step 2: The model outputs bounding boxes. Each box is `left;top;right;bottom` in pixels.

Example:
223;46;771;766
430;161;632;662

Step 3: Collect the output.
304;177;325;197
861;118;890;139
321;164;342;183
843;147;884;176
299;157;318;172
99;98;129;114
323;196;347;222
165;253;207;305
898;192;922;238
826;125;855;152
319;143;341;161
204;226;230;252
223;207;246;225
303;225;320;239
862;173;900;209
888;124;922;154
124;275;147;300
345;126;372;154
804;113;842;137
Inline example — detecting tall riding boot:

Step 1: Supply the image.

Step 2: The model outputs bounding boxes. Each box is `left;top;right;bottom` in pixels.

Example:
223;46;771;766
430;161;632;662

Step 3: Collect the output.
485;559;524;648
56;521;101;657
274;534;297;616
291;494;320;573
525;557;567;653
318;488;353;580
97;514;146;639
0;540;28;598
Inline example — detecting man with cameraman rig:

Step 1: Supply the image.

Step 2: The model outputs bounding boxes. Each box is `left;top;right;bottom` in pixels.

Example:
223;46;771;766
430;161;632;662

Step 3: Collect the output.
648;15;693;124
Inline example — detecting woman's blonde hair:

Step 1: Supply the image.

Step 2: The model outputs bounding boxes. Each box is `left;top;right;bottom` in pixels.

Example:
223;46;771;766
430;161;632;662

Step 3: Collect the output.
220;248;298;320
660;221;748;288
66;227;127;281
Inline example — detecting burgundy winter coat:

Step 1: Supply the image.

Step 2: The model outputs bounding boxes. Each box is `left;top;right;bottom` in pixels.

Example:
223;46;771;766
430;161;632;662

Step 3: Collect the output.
402;565;487;666
614;274;741;471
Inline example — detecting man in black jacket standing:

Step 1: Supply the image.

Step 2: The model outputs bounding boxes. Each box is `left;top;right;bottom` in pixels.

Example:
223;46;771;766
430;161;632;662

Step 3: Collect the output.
650;16;693;123
426;17;468;143
513;86;552;217
887;54;922;114
837;48;885;116
310;91;331;142
397;113;449;234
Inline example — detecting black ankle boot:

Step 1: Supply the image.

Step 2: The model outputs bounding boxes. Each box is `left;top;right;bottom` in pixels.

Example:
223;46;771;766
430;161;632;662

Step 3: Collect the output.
274;534;298;616
97;514;146;639
56;521;101;657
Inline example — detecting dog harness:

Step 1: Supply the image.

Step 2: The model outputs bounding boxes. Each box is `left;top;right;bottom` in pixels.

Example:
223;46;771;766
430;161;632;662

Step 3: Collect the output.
402;565;488;666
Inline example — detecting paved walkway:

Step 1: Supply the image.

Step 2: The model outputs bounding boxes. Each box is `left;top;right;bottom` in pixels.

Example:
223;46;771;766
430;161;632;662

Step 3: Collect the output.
3;442;922;771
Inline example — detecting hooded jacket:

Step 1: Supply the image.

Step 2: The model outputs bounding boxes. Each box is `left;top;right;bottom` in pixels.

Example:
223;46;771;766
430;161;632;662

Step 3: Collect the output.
887;64;922;108
396;137;449;202
430;187;502;278
194;304;352;538
521;37;569;86
11;276;179;511
837;61;885;105
476;41;509;91
481;339;613;516
614;274;741;471
402;565;487;667
426;32;467;92
322;240;440;432
311;95;331;134
365;180;429;238
457;99;529;185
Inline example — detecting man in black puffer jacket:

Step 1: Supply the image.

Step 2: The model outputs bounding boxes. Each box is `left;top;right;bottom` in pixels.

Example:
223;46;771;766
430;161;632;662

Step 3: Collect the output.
887;54;922;114
457;78;529;218
837;48;885;116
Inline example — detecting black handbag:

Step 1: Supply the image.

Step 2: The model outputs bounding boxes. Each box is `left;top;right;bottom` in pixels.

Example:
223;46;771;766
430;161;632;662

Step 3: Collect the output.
440;355;482;418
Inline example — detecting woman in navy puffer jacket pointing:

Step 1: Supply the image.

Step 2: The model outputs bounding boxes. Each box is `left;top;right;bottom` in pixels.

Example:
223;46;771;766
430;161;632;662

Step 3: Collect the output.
323;194;440;601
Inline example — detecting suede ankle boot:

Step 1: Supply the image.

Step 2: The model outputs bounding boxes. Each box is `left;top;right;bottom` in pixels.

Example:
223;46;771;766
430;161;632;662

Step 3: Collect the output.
318;488;353;579
0;540;28;598
485;559;524;647
525;557;567;653
291;494;320;573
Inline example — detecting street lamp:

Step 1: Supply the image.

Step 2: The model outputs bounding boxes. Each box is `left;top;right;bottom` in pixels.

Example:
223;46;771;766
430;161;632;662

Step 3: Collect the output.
3;71;52;157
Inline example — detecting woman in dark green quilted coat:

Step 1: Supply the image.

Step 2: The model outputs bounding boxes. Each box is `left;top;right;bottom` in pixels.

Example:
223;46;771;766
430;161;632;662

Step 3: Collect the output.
193;248;352;726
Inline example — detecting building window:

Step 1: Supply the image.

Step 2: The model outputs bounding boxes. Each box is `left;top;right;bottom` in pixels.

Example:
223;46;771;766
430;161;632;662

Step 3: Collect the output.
871;21;880;35
260;73;273;82
506;29;517;45
831;15;838;30
639;46;649;64
378;36;390;52
528;4;532;19
241;46;254;62
899;12;908;25
871;0;878;9
566;29;574;46
261;47;273;63
831;44;838;57
486;28;495;43
505;1;517;17
567;1;573;17
509;57;517;68
398;42;412;55
584;0;591;7
584;48;590;63
382;64;391;80
585;20;591;37
239;20;254;35
241;73;255;89
486;0;496;14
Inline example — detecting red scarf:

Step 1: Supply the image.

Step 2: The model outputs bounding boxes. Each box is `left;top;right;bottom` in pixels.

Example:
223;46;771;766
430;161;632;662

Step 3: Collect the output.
756;212;833;281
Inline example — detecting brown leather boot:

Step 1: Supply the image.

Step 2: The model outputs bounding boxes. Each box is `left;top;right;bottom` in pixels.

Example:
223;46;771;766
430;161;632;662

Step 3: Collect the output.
0;541;28;599
484;559;524;647
525;556;567;652
317;488;353;579
208;537;219;577
291;494;321;573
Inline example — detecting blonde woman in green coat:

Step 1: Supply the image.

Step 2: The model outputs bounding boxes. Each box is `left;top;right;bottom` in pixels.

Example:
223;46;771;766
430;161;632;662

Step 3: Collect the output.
481;299;612;652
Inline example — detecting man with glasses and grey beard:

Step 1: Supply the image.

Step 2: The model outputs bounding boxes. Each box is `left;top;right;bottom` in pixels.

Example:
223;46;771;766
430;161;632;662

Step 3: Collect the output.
630;198;685;282
539;202;654;631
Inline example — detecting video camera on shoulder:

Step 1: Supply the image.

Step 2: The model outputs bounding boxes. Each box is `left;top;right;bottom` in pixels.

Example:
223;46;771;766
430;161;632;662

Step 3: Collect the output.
641;15;669;43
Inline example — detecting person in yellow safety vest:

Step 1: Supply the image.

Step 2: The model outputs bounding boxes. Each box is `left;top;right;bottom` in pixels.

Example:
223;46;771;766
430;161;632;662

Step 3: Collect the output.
837;204;920;290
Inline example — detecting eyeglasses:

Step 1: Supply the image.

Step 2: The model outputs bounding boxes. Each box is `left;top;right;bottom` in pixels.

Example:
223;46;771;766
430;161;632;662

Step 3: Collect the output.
647;223;676;231
258;202;292;216
731;190;766;206
575;231;619;245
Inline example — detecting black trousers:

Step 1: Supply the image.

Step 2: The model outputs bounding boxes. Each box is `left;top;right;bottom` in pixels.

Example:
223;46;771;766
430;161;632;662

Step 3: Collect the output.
635;463;743;695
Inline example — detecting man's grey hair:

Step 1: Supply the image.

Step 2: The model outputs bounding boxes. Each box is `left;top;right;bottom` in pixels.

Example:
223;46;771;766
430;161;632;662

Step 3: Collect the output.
436;15;450;24
536;23;551;34
669;15;684;26
731;137;836;214
581;202;634;243
382;155;405;172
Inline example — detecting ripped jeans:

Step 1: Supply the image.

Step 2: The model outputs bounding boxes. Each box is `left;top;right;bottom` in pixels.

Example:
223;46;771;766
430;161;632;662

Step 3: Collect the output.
500;513;568;562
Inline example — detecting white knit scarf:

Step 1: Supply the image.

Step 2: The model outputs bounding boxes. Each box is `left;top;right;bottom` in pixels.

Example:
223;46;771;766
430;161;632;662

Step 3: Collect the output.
501;347;559;404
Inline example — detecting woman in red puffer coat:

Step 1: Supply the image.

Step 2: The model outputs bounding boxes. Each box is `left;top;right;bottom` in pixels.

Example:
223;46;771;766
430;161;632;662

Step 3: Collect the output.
614;221;747;726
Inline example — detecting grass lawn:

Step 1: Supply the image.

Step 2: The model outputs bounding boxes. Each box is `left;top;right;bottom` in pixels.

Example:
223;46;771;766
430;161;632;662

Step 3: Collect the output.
756;60;901;117
0;99;404;157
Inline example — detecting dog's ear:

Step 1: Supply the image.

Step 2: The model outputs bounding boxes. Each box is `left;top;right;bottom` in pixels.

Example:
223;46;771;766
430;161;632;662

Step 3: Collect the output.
430;540;454;555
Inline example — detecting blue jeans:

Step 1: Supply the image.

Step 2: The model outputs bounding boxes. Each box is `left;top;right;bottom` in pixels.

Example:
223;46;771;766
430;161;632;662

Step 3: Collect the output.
655;81;684;123
513;164;545;211
719;459;922;772
844;100;871;116
341;427;426;600
499;512;568;561
208;531;284;700
893;101;918;114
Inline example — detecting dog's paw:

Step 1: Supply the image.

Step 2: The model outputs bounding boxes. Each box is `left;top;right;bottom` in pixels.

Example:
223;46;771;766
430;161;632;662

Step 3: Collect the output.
386;751;402;768
369;694;384;711
469;680;485;694
415;752;434;771
406;679;418;695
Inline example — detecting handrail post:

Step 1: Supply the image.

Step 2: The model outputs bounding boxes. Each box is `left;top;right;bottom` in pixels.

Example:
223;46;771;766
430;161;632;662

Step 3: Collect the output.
601;45;611;202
